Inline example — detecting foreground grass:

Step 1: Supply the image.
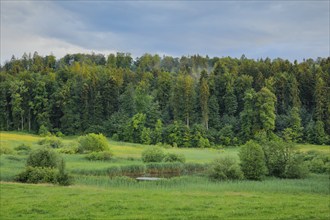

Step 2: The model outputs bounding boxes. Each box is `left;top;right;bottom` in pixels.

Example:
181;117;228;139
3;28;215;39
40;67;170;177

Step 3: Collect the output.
1;176;329;220
1;131;329;219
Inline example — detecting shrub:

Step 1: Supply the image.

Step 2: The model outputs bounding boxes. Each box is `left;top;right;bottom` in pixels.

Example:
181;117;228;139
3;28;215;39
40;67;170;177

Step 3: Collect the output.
303;151;330;174
284;153;309;179
57;145;79;154
55;131;65;138
16;166;58;184
15;144;32;152
163;153;186;163
239;141;267;180
208;156;243;181
38;137;64;149
111;134;119;141
26;148;59;168
39;125;51;137
262;140;293;178
85;151;113;161
78;133;109;153
5;155;22;161
57;159;72;186
309;158;329;174
141;146;165;163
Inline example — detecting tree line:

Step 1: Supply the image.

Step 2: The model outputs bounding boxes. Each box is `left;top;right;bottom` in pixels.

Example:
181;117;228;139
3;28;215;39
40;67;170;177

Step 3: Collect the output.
1;52;329;146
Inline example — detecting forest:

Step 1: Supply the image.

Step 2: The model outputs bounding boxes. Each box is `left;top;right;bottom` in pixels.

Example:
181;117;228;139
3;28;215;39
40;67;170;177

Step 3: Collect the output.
1;52;329;146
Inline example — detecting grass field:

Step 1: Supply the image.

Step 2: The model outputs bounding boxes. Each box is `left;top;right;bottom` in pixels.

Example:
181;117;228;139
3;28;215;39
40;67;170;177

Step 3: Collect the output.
0;131;329;219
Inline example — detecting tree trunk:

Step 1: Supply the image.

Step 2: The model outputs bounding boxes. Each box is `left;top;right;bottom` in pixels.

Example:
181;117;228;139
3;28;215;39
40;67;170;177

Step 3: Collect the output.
21;115;24;130
28;109;31;131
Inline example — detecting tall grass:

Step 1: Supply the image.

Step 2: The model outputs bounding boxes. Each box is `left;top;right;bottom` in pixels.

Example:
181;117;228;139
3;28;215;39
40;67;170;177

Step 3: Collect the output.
74;174;329;194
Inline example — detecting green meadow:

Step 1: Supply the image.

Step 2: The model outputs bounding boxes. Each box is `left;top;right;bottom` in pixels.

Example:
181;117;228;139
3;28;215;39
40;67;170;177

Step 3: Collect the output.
0;131;329;219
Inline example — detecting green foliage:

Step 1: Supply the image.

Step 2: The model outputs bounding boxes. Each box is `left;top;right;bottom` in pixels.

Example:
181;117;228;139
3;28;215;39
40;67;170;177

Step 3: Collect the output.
261;140;308;178
57;145;79;154
15;143;31;152
208;157;243;181
1;53;329;146
284;154;309;179
85;151;113;161
57;159;72;186
141;127;151;145
38;136;64;148
141;146;165;163
302;151;330;174
124;113;147;143
239;141;267;180
218;125;235;146
55;131;65;137
255;87;276;133
15;166;58;184
285;107;303;142
78;133;109;153
163;153;186;163
152;119;163;144
14;143;31;155
26;148;59;168
261;141;291;177
38;125;51;137
314;120;327;144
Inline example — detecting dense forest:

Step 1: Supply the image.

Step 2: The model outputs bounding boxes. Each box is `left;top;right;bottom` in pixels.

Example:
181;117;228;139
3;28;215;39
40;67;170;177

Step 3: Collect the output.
1;52;329;146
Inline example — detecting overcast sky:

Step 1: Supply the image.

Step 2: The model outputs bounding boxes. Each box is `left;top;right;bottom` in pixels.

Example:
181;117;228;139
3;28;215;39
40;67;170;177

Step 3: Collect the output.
1;1;329;64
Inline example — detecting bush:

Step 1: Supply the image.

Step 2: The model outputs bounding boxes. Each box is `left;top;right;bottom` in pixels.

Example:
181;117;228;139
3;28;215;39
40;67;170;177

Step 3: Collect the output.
38;137;64;149
16;166;58;184
39;125;51;137
57;145;79;154
85;151;113;161
309;158;329;174
262;140;292;178
5;155;23;161
208;156;243;181
141;146;165;163
57;159;72;186
303;151;329;174
15;144;32;152
111;134;119;141
239;141;267;180
26;148;59;168
284;153;309;179
78;133;109;153
163;153;186;163
55;131;65;138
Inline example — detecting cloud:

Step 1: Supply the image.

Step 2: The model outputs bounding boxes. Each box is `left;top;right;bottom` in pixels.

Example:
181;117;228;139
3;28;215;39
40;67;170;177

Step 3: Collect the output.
1;1;329;64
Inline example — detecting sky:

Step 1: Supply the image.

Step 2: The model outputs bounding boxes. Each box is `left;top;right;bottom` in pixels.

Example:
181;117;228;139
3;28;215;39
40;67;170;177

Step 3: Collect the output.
1;1;329;64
